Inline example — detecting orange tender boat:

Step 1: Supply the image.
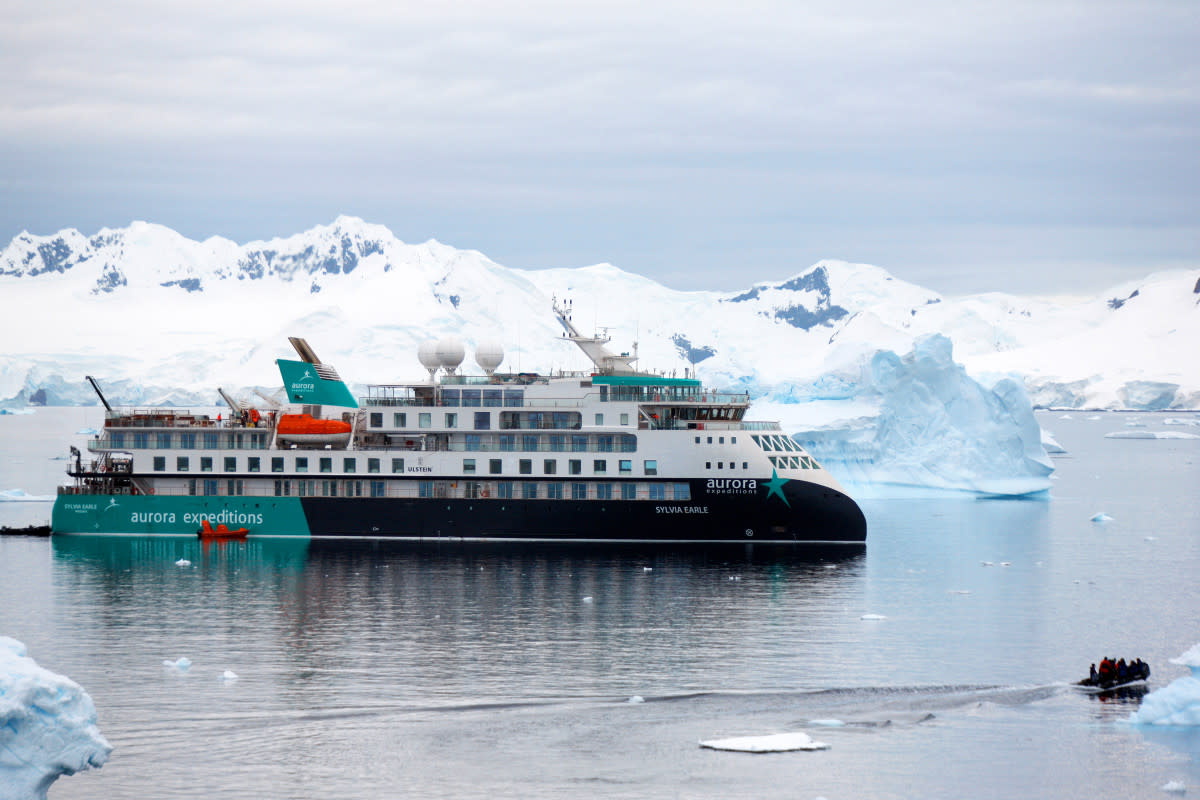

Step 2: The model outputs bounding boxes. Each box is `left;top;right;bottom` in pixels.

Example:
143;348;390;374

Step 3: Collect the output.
275;413;353;446
198;519;249;539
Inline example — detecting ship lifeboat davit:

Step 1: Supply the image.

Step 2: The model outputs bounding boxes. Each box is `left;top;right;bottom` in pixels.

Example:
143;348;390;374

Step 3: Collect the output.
198;519;249;539
276;413;352;447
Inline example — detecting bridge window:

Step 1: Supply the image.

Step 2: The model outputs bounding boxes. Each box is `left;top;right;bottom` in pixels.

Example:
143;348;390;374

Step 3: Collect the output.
644;460;658;476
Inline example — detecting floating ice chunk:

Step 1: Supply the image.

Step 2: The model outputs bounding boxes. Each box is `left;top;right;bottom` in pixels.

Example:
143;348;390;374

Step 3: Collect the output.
1162;781;1186;794
162;657;191;671
220;670;238;682
581;596;593;604
700;732;830;752
0;636;111;800
174;558;191;567
1145;536;1157;541
949;590;971;595
1129;643;1200;726
981;561;995;566
0;488;54;503
1090;513;1113;523
1106;431;1200;440
1088;415;1102;420
1059;414;1072;420
75;428;101;436
1000;561;1012;567
627;696;644;704
642;567;653;572
808;719;845;727
860;614;887;620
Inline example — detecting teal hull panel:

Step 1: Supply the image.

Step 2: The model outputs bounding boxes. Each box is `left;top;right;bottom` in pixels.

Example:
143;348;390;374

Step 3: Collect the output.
52;495;311;536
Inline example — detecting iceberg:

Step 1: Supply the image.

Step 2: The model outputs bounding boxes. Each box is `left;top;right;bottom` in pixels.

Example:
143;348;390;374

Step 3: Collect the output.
775;334;1053;496
1129;643;1200;726
699;732;830;752
0;637;111;800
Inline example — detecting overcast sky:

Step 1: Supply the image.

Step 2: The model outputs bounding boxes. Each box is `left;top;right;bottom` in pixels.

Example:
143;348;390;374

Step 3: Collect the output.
2;0;1196;295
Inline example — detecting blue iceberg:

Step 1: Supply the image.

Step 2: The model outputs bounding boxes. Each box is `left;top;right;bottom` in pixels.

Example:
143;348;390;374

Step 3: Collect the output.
0;637;111;799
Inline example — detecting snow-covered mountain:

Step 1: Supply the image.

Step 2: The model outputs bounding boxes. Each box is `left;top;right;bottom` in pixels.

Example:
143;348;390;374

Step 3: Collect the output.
2;216;1195;410
1;217;1195;494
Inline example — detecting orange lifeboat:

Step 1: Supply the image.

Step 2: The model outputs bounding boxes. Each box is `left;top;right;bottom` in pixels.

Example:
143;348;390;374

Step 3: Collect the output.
198;519;249;539
276;413;352;446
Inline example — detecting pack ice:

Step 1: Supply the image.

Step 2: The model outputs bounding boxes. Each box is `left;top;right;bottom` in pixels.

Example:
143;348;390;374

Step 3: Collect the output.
0;637;111;800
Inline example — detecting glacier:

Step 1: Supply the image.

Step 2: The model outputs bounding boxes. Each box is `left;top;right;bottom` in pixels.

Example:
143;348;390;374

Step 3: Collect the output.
0;637;111;800
1129;643;1200;727
760;334;1053;496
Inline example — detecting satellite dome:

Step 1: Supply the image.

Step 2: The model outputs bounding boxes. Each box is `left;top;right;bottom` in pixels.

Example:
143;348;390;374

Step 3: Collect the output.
436;336;465;372
418;340;441;380
474;341;504;375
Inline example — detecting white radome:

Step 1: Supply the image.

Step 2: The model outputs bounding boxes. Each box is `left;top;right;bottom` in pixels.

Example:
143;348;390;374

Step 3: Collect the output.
475;341;504;375
436;336;465;372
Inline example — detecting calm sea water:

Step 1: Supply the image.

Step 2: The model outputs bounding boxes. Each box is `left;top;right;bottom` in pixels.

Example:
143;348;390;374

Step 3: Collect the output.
2;408;1199;799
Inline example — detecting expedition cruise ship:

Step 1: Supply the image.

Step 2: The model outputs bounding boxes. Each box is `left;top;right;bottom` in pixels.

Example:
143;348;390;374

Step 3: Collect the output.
52;302;866;543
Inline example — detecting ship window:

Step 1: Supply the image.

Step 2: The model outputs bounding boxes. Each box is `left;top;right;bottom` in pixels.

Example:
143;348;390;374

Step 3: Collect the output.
596;483;612;500
370;412;383;427
522;434;538;452
571;483;587;499
203;479;218;495
368;458;380;473
620;413;629;426
695;436;700;444
203;433;218;449
153;456;165;471
500;435;516;451
110;432;125;448
344;458;356;473
597;436;613;452
550;435;565;451
497;481;514;499
177;456;189;472
569;459;582;475
474;412;490;431
371;480;385;497
595;413;603;426
547;483;564;499
503;389;524;407
323;480;337;497
463;459;476;474
552;412;574;429
571;435;587;452
461;389;481;406
673;483;690;500
649;484;665;500
705;462;711;469
731;437;736;444
707;436;713;444
318;457;331;473
620;435;636;452
391;458;404;474
717;462;723;469
393;412;407;427
643;460;657;476
621;483;636;500
157;432;172;449
483;390;503;407
445;413;458;429
134;432;149;449
619;460;632;475
229;480;243;496
418;481;434;498
519;459;532;475
593;460;607;474
719;437;724;444
522;482;538;499
295;457;308;473
224;457;236;472
297;480;309;497
543;459;557;475
466;434;482;451
442;390;460;407
271;457;284;473
743;462;748;470
489;459;502;475
419;413;431;428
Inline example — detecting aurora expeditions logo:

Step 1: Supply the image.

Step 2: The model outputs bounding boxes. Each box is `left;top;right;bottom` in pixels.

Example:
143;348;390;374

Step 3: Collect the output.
706;470;791;507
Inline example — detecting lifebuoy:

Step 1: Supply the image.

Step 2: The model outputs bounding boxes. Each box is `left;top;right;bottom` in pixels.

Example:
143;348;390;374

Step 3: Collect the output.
481;489;490;498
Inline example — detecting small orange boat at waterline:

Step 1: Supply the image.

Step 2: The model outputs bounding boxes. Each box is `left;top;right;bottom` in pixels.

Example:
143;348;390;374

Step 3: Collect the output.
198;519;249;539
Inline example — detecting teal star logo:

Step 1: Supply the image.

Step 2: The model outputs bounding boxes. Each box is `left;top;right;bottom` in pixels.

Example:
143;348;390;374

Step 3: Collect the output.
764;468;790;507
